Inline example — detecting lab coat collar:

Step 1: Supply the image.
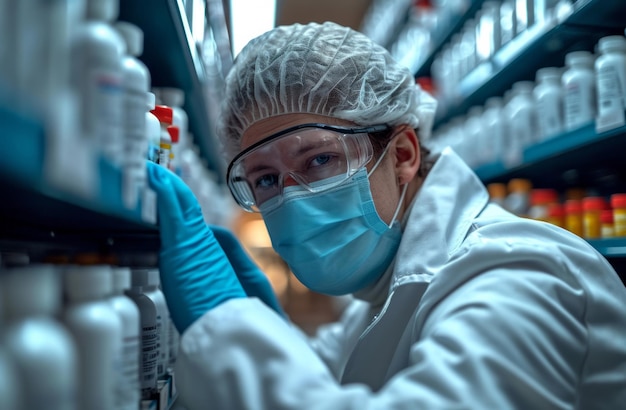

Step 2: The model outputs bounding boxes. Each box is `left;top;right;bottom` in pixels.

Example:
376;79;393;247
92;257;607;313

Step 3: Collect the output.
354;148;489;304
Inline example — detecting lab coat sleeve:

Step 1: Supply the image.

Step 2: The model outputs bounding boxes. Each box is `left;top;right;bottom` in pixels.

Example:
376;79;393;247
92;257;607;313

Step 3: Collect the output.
174;263;588;410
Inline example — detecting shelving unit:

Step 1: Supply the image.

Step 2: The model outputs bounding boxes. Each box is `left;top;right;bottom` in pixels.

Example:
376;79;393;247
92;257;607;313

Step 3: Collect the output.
1;0;221;262
392;0;626;264
431;0;626;126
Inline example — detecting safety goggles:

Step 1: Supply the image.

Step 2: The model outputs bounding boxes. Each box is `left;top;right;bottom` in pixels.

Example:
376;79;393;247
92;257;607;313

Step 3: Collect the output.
227;123;390;213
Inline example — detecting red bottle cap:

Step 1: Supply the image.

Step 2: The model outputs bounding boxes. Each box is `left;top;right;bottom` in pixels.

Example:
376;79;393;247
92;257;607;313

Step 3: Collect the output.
167;125;180;143
582;196;607;212
610;193;626;209
564;200;582;214
151;105;174;124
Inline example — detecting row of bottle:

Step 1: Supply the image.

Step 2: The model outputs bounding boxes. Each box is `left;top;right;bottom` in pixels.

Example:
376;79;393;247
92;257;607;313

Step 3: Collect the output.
0;0;236;227
430;0;574;104
487;179;626;239
431;33;626;169
0;263;178;410
392;0;573;75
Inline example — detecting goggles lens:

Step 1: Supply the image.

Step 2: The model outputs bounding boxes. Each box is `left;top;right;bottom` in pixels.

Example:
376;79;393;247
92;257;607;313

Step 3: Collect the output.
227;123;389;212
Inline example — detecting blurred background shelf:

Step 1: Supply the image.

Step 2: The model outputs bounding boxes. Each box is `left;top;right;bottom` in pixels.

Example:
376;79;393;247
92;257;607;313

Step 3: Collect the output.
474;121;626;192
587;238;626;258
431;0;626;127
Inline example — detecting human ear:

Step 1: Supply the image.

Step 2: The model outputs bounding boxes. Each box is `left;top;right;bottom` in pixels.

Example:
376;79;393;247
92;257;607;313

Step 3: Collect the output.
392;126;420;185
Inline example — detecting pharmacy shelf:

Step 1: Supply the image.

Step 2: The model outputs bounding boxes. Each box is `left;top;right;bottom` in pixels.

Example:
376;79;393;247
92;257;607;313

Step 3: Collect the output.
413;0;485;78
119;0;226;181
474;121;626;191
587;238;626;258
0;105;159;256
432;0;626;127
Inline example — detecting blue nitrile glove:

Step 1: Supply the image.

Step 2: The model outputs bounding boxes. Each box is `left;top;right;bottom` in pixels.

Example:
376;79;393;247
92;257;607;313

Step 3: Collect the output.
210;224;287;318
147;162;246;334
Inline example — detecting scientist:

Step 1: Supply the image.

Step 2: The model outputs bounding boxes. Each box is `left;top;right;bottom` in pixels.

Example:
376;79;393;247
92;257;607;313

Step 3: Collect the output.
147;21;626;409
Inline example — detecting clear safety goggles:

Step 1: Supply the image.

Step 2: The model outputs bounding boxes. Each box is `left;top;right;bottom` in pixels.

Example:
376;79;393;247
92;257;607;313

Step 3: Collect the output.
227;123;390;213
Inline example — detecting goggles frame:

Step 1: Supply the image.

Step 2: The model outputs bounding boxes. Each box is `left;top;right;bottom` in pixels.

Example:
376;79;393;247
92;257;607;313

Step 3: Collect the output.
227;123;390;212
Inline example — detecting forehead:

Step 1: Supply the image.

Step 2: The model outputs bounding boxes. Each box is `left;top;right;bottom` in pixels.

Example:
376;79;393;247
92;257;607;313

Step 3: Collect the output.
241;113;356;151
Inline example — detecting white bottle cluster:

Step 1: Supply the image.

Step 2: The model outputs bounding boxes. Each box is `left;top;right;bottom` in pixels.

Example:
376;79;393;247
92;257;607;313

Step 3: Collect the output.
0;263;178;410
431;33;626;170
0;0;236;227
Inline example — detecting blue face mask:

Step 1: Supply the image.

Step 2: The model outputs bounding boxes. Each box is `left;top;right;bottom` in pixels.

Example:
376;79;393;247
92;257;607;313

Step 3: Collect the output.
261;166;406;296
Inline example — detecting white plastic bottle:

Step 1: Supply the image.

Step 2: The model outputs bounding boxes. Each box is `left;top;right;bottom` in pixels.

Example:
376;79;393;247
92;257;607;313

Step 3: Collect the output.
110;267;141;410
63;265;122;410
150;105;174;169
158;87;189;177
70;0;125;165
2;265;77;410
505;81;537;165
146;92;161;164
125;269;160;399
481;97;506;165
149;271;171;376
116;21;151;210
562;51;596;130
534;67;563;140
462;106;484;168
595;35;626;118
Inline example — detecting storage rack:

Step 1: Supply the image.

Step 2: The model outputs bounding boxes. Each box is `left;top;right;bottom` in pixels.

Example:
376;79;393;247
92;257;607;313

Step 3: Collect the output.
380;0;626;271
0;0;226;266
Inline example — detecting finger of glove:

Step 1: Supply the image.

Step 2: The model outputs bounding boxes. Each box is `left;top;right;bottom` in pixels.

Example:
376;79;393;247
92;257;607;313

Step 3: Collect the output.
147;162;184;237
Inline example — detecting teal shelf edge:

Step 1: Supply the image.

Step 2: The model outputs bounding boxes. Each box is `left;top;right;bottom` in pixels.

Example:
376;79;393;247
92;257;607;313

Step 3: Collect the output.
119;0;227;183
0;105;157;237
474;120;626;184
587;238;626;258
432;0;626;128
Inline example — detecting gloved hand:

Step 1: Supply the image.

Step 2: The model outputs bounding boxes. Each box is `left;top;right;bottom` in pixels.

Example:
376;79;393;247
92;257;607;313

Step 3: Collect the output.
210;225;286;318
147;162;246;334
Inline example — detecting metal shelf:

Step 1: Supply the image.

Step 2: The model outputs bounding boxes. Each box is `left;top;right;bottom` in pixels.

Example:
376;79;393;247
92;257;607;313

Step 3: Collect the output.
587;238;626;258
119;0;226;181
474;121;626;191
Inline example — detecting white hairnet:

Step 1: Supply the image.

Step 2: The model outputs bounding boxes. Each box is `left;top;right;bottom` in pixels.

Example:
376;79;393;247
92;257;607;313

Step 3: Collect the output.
217;21;437;163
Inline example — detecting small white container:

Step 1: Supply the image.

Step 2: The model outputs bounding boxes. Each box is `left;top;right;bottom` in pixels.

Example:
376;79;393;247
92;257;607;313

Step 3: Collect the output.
71;0;125;165
534;67;563;140
499;0;517;47
481;97;506;165
462;106;484;168
146;92;162;164
150;105;174;169
158;87;189;177
562;51;596;130
63;265;122;410
148;271;171;374
125;269;161;399
110;268;141;410
595;35;626;118
504;81;536;164
3;265;77;410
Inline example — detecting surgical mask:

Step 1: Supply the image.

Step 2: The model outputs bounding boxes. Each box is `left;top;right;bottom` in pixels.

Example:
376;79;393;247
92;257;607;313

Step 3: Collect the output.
261;149;407;296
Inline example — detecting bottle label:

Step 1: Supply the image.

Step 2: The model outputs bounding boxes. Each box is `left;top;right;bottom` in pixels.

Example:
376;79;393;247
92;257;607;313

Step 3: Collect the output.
536;95;563;139
564;81;595;129
89;70;123;162
147;142;160;163
140;324;158;397
159;143;171;168
124;89;148;140
597;65;624;116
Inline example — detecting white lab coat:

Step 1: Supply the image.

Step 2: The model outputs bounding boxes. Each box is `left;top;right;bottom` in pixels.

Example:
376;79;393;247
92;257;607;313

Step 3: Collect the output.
174;148;626;409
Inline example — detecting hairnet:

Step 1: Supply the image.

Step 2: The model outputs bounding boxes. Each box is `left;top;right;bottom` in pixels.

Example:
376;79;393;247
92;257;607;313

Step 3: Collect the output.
217;21;437;163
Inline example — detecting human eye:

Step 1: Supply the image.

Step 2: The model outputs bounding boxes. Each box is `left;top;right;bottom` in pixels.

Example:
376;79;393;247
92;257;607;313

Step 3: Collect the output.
254;173;279;190
309;153;335;167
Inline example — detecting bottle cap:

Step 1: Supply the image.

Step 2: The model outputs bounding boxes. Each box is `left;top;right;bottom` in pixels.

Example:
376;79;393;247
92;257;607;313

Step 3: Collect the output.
530;189;558;206
167;126;180;143
512;81;534;94
565;51;594;67
468;106;483;117
112;267;131;293
151;105;174;124
115;22;144;57
507;178;532;193
601;209;614;224
64;265;113;302
547;203;564;218
158;87;185;107
86;0;119;22
610;193;626;209
131;269;160;288
485;97;503;109
582;196;607;212
536;67;561;83
2;265;61;319
564;199;582;214
598;35;626;54
487;183;507;199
